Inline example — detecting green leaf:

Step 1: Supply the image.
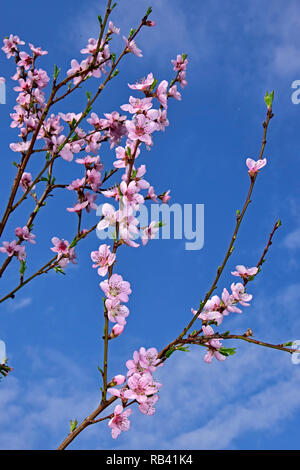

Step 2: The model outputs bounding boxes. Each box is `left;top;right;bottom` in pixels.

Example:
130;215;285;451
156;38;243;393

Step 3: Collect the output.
146;6;152;15
69;238;77;249
54;64;60;80
283;341;295;347
70;419;78;432
165;346;175;358
20;260;26;275
97;15;102;26
176;346;189;353
54;266;65;275
129;28;136;38
277;218;282;227
219;347;236;357
150;78;158;91
111;69;119;78
86;91;91;101
264;90;274;109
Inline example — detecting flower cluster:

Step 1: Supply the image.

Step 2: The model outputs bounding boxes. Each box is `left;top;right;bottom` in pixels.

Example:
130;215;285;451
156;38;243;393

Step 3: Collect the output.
107;347;162;438
191;265;256;362
50;237;76;268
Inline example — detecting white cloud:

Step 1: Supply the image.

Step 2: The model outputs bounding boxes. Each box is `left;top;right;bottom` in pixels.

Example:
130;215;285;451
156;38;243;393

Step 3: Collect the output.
283;227;300;250
7;297;32;312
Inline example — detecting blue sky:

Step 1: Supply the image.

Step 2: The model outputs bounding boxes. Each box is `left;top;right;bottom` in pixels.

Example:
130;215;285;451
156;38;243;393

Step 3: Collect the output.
0;0;300;450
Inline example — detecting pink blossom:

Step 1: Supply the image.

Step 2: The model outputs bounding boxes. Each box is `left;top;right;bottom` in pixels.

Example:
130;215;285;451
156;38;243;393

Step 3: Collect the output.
83;192;98;212
123;36;142;57
168;84;181;101
118;211;139;245
159;190;171;204
50;237;69;255
85;132;102;153
126;114;156;146
108;21;120;35
86;168;102;191
17;51;33;70
97;203;117;231
110;375;126;386
10;141;31;153
91;244;116;276
19;172;35;192
15;226;36;244
156;80;168;108
59;143;74;162
171;54;188;72
59;112;82;123
122;164;149;190
100;273;131;302
147;186;158;202
108;404;132;439
75;155;103;170
121;96;153;114
2;35;25;59
109;323;124;338
106;298;129;325
119;180;144;208
66;200;89;213
126;347;160;376
29;43;48;56
128;73;154;91
204;348;226;364
231;265;258;278
139;394;159;416
123;373;158;403
66;178;85;191
178;70;188;89
0;240;18;257
142;222;159;246
10;105;25;128
230;282;252;306
246;158;267;177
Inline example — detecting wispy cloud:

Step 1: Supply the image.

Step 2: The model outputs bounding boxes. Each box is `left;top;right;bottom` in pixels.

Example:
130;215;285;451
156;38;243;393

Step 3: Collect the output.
7;297;32;313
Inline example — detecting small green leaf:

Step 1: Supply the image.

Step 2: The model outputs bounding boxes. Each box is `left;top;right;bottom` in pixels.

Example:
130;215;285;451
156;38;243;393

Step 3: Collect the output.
54;266;65;275
86;91;91;101
176;346;189;353
129;28;136;38
111;69;119;78
54;64;60;80
70;419;78;432
69;238;77;249
283;341;295;347
219;347;236;357
20;260;26;275
146;6;152;16
165;346;175;358
264;90;274;109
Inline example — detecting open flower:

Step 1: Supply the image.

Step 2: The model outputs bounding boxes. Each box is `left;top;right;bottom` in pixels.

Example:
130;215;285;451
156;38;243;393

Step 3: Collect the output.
231;265;258;278
91;244;116;276
108;405;132;439
100;273;131;302
246;158;267;177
